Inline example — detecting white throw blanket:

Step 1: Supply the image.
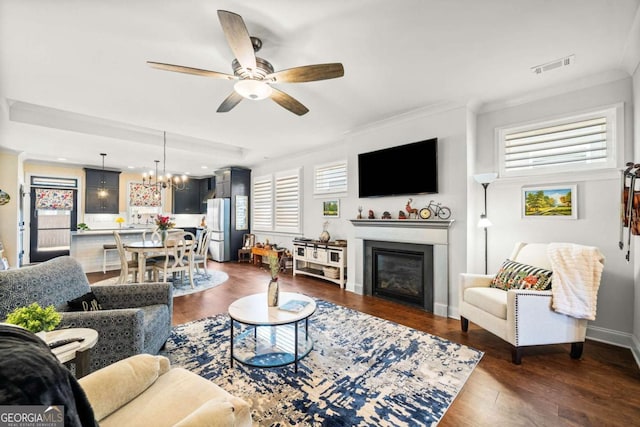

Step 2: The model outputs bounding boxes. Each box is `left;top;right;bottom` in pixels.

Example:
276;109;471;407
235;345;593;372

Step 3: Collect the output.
547;242;605;320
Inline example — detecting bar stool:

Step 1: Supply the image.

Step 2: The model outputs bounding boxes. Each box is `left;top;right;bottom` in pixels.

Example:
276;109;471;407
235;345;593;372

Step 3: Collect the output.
102;243;119;274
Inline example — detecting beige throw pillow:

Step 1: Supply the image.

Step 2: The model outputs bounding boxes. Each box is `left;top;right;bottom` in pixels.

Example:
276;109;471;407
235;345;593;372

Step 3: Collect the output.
79;354;170;421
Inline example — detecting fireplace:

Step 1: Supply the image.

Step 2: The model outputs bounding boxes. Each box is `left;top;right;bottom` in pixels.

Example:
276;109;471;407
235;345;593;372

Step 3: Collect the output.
364;240;434;311
351;218;452;317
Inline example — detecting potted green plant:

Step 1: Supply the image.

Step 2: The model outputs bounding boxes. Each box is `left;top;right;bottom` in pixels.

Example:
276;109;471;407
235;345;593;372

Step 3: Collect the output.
77;223;90;232
5;302;62;336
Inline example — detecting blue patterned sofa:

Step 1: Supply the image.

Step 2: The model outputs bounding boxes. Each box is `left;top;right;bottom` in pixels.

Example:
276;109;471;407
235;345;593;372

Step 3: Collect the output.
0;256;172;373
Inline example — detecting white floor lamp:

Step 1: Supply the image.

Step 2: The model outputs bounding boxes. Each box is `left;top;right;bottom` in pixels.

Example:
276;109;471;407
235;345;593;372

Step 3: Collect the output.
474;173;498;274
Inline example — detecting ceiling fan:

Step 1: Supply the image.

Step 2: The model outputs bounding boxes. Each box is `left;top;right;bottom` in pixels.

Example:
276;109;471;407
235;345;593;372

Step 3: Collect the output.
147;10;344;116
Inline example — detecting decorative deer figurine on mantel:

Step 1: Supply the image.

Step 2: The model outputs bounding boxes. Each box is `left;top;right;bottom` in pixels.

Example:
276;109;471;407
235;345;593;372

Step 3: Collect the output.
405;198;419;219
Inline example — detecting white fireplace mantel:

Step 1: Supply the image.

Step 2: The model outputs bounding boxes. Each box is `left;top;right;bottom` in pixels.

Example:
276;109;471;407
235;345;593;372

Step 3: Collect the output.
350;219;454;245
350;219;454;229
350;219;454;317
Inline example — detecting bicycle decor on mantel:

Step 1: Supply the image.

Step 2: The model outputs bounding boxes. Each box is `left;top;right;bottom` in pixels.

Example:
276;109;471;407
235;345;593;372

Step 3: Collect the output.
363;200;453;221
417;199;451;220
403;198;451;220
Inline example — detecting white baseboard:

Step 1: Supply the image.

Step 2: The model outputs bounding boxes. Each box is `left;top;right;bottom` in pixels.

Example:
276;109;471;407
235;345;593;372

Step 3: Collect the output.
586;326;639;369
434;303;448;318
351;282;363;295
586;325;633;348
631;334;640;369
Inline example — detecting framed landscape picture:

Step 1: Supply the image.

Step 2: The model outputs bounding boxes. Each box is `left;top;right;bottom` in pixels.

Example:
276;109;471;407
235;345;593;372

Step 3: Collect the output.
522;184;577;219
323;200;340;217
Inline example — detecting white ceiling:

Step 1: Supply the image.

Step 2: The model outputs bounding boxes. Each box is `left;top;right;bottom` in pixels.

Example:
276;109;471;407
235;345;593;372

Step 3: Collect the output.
1;0;639;177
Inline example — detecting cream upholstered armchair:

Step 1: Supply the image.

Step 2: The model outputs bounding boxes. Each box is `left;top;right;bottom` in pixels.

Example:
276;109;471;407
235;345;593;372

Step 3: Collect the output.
459;242;604;364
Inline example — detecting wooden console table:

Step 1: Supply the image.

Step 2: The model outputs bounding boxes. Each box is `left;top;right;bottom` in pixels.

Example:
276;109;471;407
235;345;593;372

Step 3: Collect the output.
251;247;285;266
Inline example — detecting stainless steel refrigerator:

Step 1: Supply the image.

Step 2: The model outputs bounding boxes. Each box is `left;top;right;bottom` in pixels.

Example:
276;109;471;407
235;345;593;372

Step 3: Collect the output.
206;198;230;262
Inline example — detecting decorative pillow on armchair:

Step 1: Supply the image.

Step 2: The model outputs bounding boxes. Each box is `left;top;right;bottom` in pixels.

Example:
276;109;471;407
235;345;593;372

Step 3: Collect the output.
490;259;552;291
67;292;103;312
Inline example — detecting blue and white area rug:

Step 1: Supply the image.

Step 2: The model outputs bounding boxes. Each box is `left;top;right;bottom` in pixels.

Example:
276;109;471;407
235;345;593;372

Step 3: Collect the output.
169;270;229;297
166;299;483;426
94;270;228;297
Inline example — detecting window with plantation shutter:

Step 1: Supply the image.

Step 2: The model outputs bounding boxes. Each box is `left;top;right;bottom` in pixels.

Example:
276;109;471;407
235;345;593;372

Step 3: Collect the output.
252;168;302;233
497;105;619;177
274;169;301;233
314;161;347;195
252;176;273;232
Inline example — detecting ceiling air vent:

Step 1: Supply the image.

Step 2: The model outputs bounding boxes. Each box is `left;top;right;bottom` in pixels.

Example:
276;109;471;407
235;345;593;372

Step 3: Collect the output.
531;54;575;75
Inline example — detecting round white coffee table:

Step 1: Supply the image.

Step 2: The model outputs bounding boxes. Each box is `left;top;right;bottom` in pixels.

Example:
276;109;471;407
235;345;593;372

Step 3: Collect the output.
45;328;98;378
228;292;316;372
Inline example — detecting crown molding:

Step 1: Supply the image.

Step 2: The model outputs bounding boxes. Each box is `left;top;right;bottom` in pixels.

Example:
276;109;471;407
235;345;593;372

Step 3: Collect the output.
7;99;245;159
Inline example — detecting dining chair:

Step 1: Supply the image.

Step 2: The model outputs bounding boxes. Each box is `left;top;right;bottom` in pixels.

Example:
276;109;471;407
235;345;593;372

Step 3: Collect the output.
143;229;161;245
143;228;184;242
152;231;196;289
193;229;212;277
102;243;119;273
143;228;184;240
113;231;155;284
143;228;185;259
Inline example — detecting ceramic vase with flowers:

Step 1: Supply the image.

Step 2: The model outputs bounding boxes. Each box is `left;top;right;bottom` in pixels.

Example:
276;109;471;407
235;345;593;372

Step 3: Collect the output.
155;214;175;243
267;254;280;307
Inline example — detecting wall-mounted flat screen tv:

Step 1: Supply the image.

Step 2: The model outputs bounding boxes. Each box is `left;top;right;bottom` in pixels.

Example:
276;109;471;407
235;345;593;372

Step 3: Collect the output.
358;138;438;198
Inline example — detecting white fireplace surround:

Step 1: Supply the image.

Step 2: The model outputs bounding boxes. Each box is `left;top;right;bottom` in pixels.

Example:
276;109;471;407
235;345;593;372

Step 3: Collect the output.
350;219;454;317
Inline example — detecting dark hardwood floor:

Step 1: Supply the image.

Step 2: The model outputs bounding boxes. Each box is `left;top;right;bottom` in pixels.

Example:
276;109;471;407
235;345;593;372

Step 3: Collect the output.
87;261;640;426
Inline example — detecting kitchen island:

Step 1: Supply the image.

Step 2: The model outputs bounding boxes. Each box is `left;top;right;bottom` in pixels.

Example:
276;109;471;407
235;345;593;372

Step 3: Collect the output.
70;228;153;273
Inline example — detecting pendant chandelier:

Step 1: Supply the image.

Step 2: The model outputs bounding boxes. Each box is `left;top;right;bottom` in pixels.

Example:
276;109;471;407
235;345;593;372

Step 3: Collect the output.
97;153;108;199
142;131;188;193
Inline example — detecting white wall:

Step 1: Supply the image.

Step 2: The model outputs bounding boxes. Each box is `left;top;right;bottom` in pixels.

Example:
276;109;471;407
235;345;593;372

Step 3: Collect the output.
475;78;635;346
251;105;469;316
465;107;479;273
0;151;21;267
632;64;640;364
250;78;636;348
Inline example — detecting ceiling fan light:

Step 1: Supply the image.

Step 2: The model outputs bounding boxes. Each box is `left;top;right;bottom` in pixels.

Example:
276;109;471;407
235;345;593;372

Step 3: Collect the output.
234;79;272;100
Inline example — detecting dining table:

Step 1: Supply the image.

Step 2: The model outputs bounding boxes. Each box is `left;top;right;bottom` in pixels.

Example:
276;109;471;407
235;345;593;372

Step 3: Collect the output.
125;240;195;286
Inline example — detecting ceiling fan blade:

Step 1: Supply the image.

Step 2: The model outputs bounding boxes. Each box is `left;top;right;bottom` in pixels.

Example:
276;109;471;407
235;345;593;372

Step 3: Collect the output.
147;61;236;80
266;63;344;83
217;10;257;72
217;91;244;113
270;87;309;116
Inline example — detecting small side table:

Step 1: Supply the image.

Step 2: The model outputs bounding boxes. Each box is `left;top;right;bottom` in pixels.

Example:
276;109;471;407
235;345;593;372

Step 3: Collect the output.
45;328;98;378
228;292;316;373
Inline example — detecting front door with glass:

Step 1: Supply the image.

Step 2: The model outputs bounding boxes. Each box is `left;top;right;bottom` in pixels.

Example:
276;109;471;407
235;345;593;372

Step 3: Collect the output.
29;182;77;263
